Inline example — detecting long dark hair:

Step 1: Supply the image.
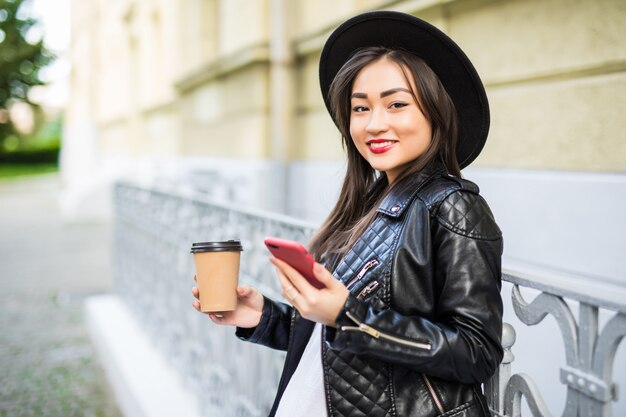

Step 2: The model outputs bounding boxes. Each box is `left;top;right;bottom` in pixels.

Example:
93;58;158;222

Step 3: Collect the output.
309;47;460;260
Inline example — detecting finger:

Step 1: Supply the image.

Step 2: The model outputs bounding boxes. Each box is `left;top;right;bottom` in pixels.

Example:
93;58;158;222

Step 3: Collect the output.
208;313;223;324
274;267;298;299
271;258;315;299
282;288;301;306
192;286;199;299
192;300;201;312
272;266;301;305
193;274;197;282
237;285;253;297
312;263;339;288
281;285;299;303
209;311;235;325
273;266;295;298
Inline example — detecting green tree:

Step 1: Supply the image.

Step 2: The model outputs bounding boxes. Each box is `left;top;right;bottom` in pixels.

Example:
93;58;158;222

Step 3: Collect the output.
0;0;54;147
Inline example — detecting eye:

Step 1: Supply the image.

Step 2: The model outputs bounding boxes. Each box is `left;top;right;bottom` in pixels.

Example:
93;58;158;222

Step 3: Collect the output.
389;102;409;109
352;106;369;113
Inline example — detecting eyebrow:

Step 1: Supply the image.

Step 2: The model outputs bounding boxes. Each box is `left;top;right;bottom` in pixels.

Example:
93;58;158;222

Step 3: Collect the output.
351;87;413;99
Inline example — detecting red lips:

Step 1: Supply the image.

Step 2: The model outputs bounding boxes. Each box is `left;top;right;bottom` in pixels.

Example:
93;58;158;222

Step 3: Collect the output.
367;139;398;154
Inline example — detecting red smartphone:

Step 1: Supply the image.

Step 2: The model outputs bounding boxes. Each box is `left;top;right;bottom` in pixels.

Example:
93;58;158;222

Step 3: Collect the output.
264;237;324;289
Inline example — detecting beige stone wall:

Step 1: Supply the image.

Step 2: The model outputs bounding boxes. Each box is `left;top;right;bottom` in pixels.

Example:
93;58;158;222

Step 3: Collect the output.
218;0;269;55
69;0;182;160
67;0;626;172
292;52;342;160
179;63;270;158
448;0;626;170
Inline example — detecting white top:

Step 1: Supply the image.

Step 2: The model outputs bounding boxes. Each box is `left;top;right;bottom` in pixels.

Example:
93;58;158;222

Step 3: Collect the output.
275;323;328;417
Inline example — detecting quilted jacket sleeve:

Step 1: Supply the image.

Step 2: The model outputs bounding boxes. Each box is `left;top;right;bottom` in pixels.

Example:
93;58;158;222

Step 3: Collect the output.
235;295;293;351
326;189;504;384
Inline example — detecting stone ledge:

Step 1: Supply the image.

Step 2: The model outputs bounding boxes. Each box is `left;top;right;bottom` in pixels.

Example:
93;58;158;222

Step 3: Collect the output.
85;295;203;417
175;44;270;93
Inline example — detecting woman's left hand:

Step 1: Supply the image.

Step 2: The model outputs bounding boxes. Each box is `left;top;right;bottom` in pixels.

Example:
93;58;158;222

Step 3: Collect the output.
271;258;349;327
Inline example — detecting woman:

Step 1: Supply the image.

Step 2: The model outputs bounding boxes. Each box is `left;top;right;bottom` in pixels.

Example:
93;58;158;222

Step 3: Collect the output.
193;11;503;417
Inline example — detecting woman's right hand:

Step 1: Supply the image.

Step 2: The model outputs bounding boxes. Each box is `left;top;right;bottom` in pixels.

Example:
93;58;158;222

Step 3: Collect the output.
192;275;264;328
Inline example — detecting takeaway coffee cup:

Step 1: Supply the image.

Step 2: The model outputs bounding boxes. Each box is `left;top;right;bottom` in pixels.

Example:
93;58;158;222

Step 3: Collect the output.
191;240;244;312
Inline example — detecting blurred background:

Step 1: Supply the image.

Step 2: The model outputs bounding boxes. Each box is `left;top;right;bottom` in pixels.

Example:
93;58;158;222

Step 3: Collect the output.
1;0;624;416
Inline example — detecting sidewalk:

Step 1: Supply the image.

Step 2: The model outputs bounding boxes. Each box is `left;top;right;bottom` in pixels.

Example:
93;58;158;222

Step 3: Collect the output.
0;175;121;417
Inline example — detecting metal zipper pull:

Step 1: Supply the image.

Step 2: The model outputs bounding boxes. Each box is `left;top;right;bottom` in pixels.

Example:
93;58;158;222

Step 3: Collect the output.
346;259;379;289
358;323;380;338
341;311;432;350
357;280;379;300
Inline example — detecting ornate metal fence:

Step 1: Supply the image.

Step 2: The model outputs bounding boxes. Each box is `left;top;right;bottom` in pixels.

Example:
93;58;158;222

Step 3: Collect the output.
486;267;626;417
112;181;625;417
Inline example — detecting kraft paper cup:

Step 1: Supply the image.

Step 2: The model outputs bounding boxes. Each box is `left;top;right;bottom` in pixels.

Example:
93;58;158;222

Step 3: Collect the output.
191;240;243;312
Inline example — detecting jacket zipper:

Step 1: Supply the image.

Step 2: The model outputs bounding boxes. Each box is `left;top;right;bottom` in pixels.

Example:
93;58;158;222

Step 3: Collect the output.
357;280;379;300
346;259;379;289
341;311;432;350
422;374;445;415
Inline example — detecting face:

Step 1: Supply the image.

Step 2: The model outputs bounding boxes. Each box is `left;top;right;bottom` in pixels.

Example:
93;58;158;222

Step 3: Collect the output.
349;58;432;184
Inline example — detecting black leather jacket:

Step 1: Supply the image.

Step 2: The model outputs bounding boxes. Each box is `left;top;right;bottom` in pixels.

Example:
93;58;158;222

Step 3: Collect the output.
237;166;504;417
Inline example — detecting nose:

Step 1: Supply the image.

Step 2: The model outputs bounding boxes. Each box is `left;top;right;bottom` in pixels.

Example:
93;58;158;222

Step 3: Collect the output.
365;107;389;135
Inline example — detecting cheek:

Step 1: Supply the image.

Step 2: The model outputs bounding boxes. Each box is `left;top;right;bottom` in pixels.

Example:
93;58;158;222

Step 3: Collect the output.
400;114;432;141
420;119;433;143
348;126;367;158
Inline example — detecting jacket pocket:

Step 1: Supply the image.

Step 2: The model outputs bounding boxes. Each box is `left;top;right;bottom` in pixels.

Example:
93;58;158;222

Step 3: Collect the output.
439;399;483;417
422;374;445;415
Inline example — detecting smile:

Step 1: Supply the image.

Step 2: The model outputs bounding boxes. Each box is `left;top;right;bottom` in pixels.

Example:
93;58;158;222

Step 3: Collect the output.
367;139;398;154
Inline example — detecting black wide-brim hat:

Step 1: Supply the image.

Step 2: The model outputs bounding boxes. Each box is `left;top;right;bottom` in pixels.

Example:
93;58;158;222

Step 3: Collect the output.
319;11;490;169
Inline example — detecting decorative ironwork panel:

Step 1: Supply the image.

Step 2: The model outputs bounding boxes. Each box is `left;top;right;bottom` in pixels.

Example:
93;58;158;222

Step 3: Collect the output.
496;275;626;417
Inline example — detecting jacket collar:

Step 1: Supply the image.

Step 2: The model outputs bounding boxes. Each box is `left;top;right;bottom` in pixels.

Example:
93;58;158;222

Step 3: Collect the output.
376;163;445;218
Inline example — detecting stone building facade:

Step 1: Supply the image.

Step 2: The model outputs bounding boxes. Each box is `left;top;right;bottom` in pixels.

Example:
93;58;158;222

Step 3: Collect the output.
64;0;626;279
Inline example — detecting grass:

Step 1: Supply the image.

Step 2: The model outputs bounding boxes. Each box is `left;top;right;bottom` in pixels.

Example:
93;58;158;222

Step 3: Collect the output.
0;163;59;179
